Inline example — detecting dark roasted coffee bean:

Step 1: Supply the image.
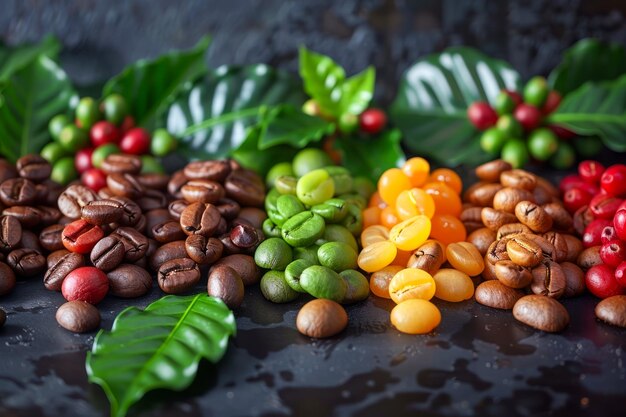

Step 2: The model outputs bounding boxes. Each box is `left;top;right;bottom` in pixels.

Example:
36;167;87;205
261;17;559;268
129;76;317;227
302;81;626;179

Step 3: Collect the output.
101;154;141;175
58;215;74;225
224;169;265;207
158;257;200;294
466;227;496;257
145;238;159;260
219;233;242;255
211;254;260;286
58;184;99;219
500;169;536;190
167;170;188;199
132;214;147;234
144;208;171;239
150;240;187;271
464;182;503;207
37;206;62;226
407;241;445;274
475;280;524;310
181;180;225;204
515;201;553;233
44;252;84;291
513;295;569;332
168;199;188;221
152;220;186;243
98;187;115;199
506;236;543;267
230;224;259;249
134;256;148;269
216;198;240;220
541;232;568;263
494;260;532;289
543;203;573;231
0;261;16;295
184;160;232;182
238;207;267;229
215;216;228;236
577;246;602;271
481;207;518;231
0;215;22;252
207;265;244;309
475;159;512;183
56;301;100;333
0;159;18;183
560;262;586;298
36;180;63;206
185;235;223;265
17;155;51;182
530;260;566;298
0;178;37;206
107;173;144;199
7;248;46;277
493;187;535;213
180;202;221;237
81;199;124;225
2;206;42;228
595;295;626;328
19;230;43;252
90;236;125;271
137;189;168;211
107;264;152;298
137;173;169;190
460;206;483;233
109;197;141;227
482;257;498;281
110;227;148;262
47;249;71;267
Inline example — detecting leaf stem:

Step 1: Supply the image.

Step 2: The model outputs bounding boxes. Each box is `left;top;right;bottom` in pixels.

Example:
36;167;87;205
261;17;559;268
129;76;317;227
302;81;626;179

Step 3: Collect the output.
181;107;262;136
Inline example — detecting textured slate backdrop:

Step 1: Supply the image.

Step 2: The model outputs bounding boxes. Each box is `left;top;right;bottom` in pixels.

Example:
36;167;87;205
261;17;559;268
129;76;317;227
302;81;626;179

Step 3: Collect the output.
2;0;625;104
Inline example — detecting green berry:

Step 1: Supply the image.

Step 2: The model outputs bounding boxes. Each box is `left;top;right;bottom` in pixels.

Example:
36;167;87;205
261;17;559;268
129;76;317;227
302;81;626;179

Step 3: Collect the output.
92;143;121;168
266;162;295;189
292;148;333;177
494;91;516;115
496;114;523;139
58;125;88;152
150;129;177;157
75;97;101;129
550;142;576;170
528;128;559;161
48;114;71;141
51;157;78;185
338;113;358;134
480;127;507;154
500;139;529;169
101;94;128;125
40;142;68;164
523;76;549;108
140;155;165;174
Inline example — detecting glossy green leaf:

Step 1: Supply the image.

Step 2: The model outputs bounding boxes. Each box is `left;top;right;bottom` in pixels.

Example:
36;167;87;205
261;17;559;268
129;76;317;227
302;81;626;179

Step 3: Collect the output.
166;65;306;160
548;75;626;152
103;36;210;128
0;55;77;163
390;47;521;167
258;105;335;150
231;126;300;177
86;294;236;417
549;39;626;96
340;66;375;116
0;35;60;81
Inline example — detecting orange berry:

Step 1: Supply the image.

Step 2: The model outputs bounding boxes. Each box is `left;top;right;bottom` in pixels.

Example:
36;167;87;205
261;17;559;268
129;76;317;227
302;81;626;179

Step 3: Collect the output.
378;168;411;206
362;206;382;229
380;206;400;229
429;214;467;245
422;182;462;217
402;157;430;187
429;168;463;194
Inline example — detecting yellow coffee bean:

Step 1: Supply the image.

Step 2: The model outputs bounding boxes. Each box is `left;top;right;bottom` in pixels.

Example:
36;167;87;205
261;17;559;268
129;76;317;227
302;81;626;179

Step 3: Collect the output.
445;241;484;276
433;268;475;302
390;299;441;334
388;268;436;304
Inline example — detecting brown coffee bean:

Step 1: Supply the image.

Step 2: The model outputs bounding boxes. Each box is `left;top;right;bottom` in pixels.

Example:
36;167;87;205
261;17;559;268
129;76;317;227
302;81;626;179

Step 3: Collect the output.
17;155;51;182
460;206;483;233
143;208;171;239
150;240;187;271
215;198;241;220
230;224;260;249
494;260;532;288
152;220;186;243
211;254;260;286
81;199;124;225
541;232;568;262
36;180;64;207
595;295;626;328
47;249;71;267
464;182;503;207
158;257;201;294
19;230;43;252
133;214;147;234
560;262;586;298
224;169;265;207
0;178;37;206
107;173;144;199
7;248;46;277
407;241;445;275
2;206;42;228
137;189;168;212
107;264;153;298
168;199;189;221
513;295;569;332
475;159;512;183
90;236;125;271
500;169;536;191
573;205;594;236
530;260;566;298
0;215;22;252
542;203;573;231
297;299;348;338
44;252;84;291
523;234;557;261
167;170;188;199
137;173;169;190
180;202;221;237
109;197;142;227
466;228;496;257
492;187;535;213
532;184;554;206
184;160;232;182
0;261;16;295
101;154;142;175
145;238;159;260
185;235;223;265
110;227;148;262
180;179;225;204
97;187;115;199
481;207;518;231
486;238;511;265
475;280;525;309
219;233;243;255
482;257;498;280
562;234;584;263
56;301;100;333
0;159;18;183
506;236;543;267
577;246;602;271
237;207;267;229
207;265;245;309
496;223;531;240
58;184;99;219
515;201;553;233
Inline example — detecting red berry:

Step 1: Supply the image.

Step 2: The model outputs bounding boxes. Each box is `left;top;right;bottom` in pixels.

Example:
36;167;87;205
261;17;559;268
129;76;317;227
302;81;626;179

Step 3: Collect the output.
589;194;623;220
502;90;523;107
585;264;626;299
601;226;618;244
541;90;562;115
120;115;135;133
90;121;120;147
75;147;94;174
61;266;109;304
119;127;151;155
615;262;626;288
559;174;584;193
600;240;626;267
62;219;104;254
563;187;593;214
578;160;605;184
359;108;387;134
614;209;626;241
549;125;576;140
600;164;626;197
467;102;498;130
513;103;542;131
582;219;613;248
81;168;107;192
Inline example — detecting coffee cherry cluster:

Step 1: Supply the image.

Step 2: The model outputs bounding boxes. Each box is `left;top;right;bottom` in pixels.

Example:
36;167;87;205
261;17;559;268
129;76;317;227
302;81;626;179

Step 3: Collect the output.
42;95;178;188
468;76;600;169
560;161;626;298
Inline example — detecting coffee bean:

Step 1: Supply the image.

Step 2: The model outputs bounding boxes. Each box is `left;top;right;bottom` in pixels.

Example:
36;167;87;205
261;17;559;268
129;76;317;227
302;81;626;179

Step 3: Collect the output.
493;187;535;213
407;241;445;275
530;261;566;298
496;223;531;240
500;169;537;191
2;206;42;228
158;257;201;294
230;224;259;249
19;230;43;252
481;258;498;281
145;238;159;260
466;228;496;256
560;262;586;298
215;217;228;236
90;236;125;271
515;201;553;233
562;234;584;263
16;155;51;182
494;260;532;288
0;215;22;252
47;249;71;267
224;169;265;207
149;240;187;271
481;207;518;231
58;185;99;219
524;234;557;261
506;236;543;267
460;206;484;233
137;173;169;190
211;254;260;286
464;182;503;207
7;248;46;277
577;246;602;271
0;178;37;206
0;159;18;183
152;220;186;243
207;265;244;309
167;170;188;199
216;198;241;220
107;173;144;199
513;295;569;332
475;159;512;183
44;252;84;291
107;264;153;298
296;299;348;338
81;199;124;225
573;205;594;236
36;180;64;206
543;203;573;231
137;189;168;212
486;238;511;265
37;206;62;227
56;301;100;333
185;235;223;265
595;295;626;328
62;219;104;254
168;199;189;221
180;202;221;237
0;261;16;295
101;154;142;175
110;227;148;262
132;214;147;234
237;207;267;229
109;197;141;227
180;179;225;204
532;184;554;206
98;187;115;199
184;160;231;182
475;280;524;309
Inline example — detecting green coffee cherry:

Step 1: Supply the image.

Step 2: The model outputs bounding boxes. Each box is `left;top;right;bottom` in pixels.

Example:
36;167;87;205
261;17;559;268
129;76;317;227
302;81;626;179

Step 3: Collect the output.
40;142;68;164
323;166;353;195
528;128;558;161
292;148;333;177
480;127;507;154
274;175;298;195
285;259;314;293
311;198;348;223
293;245;320;264
102;94;128;125
75;97;100;129
140;155;165;174
315;224;358;252
92;143;121;168
48;114;71;141
266;162;294;188
550;142;576;169
51;157;78;185
59;125;88;152
300;265;347;302
150;129;177;157
338;113;358;134
281;211;326;247
494;91;516;115
523;76;549;108
262;218;282;238
500;139;529;169
496;114;523;139
317;242;358;272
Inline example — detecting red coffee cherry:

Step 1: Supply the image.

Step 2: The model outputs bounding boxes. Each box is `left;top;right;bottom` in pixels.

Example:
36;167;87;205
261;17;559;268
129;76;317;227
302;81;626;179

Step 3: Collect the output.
614;209;626;241
563;187;593;214
582;219;612;248
601;164;626;197
502;89;523;107
119;127;151;155
585;264;626;299
467;102;498;130
62;266;109;304
541;90;562;115
81;168;108;192
62;219;104;254
615;262;626;288
549;125;576;139
120;115;135;133
600;240;626;267
75;148;94;174
601;226;618;244
514;103;542;131
559;174;598;196
90;121;120;147
589;194;623;219
578;160;605;185
359;108;387;134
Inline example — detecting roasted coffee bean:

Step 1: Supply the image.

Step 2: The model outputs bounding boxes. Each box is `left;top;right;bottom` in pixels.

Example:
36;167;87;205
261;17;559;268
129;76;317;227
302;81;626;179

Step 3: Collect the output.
407;241;445;274
0;159;18;183
56;301;100;333
475;159;512;183
7;248;46;277
515;201;553;233
0;178;37;206
98;187;115;199
58;216;74;225
158;257;201;294
110;227;148;262
219;233;242;255
36;180;64;207
530;260;566;298
215;217;228;236
460;206;484;233
573;205;594;236
475;280;524;309
62;219;104;254
541;232;568;262
145;238;159;260
216;198;241;220
137;189;168;212
0;261;16;295
481;207;518;231
532;184;554;206
524;234;557;261
185;235;223;265
58;184;99;219
2;206;42;228
0;215;22;252
81;199;123;225
144;208;171;239
560;262;586;298
101;154;142;175
19;230;43;252
238;207;267;230
180;202;221;237
44;252;84;291
211;254;260;286
482;257;498;280
137;173;169;190
464;182;503;207
167;170;188;199
466;228;496;256
496;223;531;240
180;179;225;204
506;236;543;267
168;199;188;221
543;203;573;231
493;187;535;213
133;214;147;234
513;295;569;332
297;299;348;338
494;260;532;288
486;239;511;265
562;234;584;263
230;224;259;249
47;249;71;267
207;265;244;309
107;264;152;298
595;295;626;328
224;169;265;207
184;160;232;182
16;155;51;182
90;236;125;271
500;169;536;191
149;240;187;271
109;197;141;227
152;221;186;243
107;173;144;199
577;246;602;271
36;206;61;227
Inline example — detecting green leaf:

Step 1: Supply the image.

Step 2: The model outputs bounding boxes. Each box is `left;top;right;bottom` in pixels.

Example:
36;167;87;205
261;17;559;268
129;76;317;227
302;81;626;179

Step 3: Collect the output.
334;129;405;183
165;65;306;160
390;47;521;167
340;66;375;116
549;38;626;96
103;36;210;128
0;55;77;163
547;75;626;152
86;294;236;417
258;105;335;150
231;126;300;177
0;35;60;82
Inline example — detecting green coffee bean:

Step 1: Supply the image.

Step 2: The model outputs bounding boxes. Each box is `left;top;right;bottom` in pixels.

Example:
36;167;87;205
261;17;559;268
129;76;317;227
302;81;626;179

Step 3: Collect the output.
352;176;376;200
266;162;295;188
254;238;293;270
318;242;358;272
293;245;320;264
277;194;306;219
296;169;335;206
315;224;358;252
262;218;282;238
264;188;281;213
341;204;363;236
281;211;325;247
311;198;348;223
260;270;300;303
339;270;370;303
293;148;333;177
300;265;347;302
338;193;367;210
284;259;313;293
275;175;298;195
323;166;353;195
